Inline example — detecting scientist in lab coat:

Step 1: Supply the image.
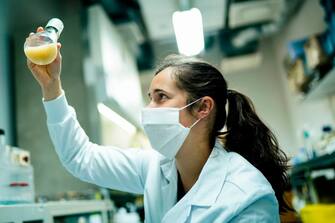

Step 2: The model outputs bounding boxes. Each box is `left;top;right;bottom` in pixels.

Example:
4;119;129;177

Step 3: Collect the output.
27;27;290;223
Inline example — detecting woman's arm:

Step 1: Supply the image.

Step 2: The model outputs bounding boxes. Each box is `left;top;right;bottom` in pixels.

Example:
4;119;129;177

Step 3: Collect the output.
43;93;148;194
27;27;150;194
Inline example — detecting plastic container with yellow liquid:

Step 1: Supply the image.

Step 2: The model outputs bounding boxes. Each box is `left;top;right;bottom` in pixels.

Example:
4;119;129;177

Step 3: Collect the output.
300;204;335;223
24;18;63;65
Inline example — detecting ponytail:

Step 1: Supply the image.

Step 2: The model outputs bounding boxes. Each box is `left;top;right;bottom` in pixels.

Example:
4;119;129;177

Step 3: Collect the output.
224;89;291;213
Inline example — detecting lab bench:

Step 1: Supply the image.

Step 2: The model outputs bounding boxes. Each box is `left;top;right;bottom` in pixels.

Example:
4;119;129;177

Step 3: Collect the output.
0;200;115;223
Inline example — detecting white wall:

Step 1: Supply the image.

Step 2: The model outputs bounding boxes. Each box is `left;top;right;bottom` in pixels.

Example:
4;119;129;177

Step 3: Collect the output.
226;0;335;156
224;38;297;156
273;0;335;150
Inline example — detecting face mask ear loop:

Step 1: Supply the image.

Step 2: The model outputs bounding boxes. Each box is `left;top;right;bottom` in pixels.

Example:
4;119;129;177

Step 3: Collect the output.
180;97;203;128
189;117;202;129
180;97;203;110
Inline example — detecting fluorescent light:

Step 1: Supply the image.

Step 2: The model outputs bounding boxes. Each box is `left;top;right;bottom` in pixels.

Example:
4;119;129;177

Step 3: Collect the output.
172;8;204;56
97;103;137;135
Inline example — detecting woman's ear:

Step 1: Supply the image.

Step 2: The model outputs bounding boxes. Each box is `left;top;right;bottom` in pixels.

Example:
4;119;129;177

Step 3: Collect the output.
197;96;214;119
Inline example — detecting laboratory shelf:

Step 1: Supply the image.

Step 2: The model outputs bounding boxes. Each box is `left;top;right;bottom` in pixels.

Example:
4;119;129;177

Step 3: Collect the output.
290;152;335;204
0;200;115;223
303;67;335;101
291;152;335;177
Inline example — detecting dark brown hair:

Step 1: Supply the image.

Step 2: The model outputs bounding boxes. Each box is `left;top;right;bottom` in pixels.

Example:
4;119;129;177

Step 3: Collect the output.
155;54;290;213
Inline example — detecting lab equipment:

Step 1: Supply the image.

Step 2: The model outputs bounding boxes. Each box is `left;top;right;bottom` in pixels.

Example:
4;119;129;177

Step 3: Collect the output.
0;131;35;205
24;18;64;65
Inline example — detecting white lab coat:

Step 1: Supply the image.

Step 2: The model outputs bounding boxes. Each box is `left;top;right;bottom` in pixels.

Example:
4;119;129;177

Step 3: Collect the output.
43;93;280;223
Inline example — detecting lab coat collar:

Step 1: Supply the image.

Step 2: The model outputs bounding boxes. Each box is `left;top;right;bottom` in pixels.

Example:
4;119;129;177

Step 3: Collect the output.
190;139;228;206
159;139;228;206
160;156;177;184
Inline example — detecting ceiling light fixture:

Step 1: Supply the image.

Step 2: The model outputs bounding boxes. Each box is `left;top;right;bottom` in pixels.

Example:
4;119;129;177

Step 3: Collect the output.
172;8;204;56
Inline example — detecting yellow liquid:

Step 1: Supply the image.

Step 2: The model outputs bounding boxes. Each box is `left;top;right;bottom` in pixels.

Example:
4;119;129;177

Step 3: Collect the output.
24;43;57;65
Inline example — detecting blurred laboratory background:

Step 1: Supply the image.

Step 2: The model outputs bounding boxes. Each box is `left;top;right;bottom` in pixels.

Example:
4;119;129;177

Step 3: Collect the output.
1;0;335;222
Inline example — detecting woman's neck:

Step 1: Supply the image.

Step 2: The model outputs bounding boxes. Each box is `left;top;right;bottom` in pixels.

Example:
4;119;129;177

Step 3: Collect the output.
175;133;212;193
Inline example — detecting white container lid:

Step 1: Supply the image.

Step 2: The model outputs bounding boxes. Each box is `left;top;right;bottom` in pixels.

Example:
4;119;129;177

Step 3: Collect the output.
46;18;64;37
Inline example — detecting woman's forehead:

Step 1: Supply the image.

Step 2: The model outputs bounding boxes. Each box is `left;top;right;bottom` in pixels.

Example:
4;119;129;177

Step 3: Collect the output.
149;67;179;93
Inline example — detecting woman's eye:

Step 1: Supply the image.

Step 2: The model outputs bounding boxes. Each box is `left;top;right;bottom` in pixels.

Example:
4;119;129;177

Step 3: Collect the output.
158;93;168;100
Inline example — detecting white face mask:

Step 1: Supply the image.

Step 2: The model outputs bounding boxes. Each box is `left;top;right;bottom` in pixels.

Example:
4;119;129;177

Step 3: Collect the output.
141;98;202;159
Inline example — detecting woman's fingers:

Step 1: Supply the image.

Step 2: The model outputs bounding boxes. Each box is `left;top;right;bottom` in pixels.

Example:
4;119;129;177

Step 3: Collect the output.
26;59;37;72
26;59;32;69
37;26;44;32
27;26;42;39
54;50;62;65
55;43;62;60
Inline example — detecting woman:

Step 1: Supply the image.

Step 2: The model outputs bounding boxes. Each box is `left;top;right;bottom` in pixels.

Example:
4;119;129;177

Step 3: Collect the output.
27;27;290;223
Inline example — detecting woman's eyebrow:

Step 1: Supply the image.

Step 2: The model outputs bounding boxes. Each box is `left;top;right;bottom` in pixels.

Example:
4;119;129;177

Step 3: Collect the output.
147;89;169;97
